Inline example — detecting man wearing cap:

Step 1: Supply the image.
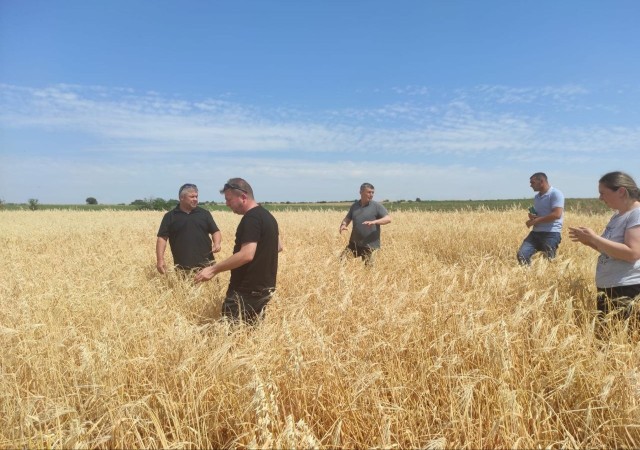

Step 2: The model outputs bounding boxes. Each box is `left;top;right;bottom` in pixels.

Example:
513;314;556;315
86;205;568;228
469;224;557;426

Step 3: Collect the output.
156;183;222;273
195;178;282;324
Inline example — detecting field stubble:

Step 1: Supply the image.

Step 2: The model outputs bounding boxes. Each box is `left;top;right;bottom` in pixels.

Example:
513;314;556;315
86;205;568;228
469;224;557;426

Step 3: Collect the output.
1;208;639;448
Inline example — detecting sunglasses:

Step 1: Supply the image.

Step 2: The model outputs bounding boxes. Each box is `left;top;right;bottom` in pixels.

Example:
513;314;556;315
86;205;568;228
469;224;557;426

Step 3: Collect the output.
223;182;248;193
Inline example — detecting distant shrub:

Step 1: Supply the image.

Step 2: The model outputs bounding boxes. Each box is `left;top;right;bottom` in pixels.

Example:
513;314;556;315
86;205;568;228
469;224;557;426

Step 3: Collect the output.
28;198;39;211
131;197;176;211
86;197;98;205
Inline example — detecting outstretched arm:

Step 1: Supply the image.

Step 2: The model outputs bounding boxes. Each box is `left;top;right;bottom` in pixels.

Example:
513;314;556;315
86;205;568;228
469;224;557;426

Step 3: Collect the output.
363;214;391;227
194;242;257;283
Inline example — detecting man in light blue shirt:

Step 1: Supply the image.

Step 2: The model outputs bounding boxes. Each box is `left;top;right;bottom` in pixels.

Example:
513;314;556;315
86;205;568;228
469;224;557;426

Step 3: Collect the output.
517;172;564;265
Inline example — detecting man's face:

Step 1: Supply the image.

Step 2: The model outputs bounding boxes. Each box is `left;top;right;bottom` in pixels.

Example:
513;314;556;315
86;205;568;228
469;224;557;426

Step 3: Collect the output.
529;177;544;192
224;190;245;215
360;187;374;204
179;189;198;211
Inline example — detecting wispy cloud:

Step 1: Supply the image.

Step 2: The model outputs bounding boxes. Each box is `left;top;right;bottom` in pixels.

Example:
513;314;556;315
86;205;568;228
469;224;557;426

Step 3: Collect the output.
392;85;430;96
474;84;589;104
2;83;638;159
1;82;639;202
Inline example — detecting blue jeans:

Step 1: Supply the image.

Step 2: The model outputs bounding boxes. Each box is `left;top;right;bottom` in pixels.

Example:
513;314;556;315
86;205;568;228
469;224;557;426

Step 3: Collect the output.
517;231;561;265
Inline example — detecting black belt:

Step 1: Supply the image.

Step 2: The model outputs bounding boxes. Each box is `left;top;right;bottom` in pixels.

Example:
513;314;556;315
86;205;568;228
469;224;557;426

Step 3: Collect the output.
250;288;275;297
233;288;275;297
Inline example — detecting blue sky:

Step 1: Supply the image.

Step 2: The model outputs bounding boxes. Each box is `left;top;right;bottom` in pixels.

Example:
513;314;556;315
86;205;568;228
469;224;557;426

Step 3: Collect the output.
1;0;639;204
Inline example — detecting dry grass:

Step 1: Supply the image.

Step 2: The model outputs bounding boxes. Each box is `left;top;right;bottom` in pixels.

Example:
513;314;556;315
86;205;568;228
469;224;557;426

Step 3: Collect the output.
1;208;640;449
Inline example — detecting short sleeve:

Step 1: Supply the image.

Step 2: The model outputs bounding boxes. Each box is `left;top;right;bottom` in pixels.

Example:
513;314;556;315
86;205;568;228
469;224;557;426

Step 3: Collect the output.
550;189;565;209
377;202;389;218
157;212;171;237
627;208;640;229
238;213;262;244
348;203;356;220
207;211;220;234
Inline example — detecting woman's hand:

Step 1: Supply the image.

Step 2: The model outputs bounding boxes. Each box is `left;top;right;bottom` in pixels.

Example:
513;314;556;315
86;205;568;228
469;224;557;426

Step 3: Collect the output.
568;226;597;246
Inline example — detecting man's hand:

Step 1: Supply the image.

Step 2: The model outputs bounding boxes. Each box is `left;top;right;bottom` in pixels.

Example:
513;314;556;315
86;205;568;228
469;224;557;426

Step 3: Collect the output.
194;265;216;283
157;260;166;274
525;213;537;228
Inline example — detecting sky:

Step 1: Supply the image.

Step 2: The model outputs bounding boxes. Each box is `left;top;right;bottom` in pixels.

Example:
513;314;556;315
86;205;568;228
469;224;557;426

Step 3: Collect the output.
1;0;639;204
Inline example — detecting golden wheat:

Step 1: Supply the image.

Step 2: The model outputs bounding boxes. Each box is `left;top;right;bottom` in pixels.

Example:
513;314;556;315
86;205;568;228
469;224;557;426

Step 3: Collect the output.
1;208;639;448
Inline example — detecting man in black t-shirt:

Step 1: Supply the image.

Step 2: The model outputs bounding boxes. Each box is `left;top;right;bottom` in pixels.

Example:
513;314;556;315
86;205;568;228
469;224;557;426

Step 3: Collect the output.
195;178;282;324
156;183;222;273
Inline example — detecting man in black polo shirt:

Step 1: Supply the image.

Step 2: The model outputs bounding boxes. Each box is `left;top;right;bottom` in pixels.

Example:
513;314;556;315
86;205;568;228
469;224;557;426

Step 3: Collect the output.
156;183;222;273
194;178;282;324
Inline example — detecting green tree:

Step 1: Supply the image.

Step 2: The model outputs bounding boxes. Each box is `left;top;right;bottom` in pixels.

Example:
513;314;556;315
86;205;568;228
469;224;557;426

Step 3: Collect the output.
28;198;39;211
130;199;148;207
86;197;98;205
131;197;176;211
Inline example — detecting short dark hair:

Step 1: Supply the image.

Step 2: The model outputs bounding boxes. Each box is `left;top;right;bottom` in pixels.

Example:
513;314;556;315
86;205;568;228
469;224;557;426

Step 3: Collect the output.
530;173;547;181
360;182;375;191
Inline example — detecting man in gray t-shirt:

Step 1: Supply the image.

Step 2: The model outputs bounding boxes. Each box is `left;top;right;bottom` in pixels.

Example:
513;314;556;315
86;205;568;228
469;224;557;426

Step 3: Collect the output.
339;182;392;264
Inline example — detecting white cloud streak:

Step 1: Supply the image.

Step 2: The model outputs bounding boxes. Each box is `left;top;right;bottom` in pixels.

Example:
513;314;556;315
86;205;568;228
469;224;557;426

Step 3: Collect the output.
1;82;638;203
3;83;639;157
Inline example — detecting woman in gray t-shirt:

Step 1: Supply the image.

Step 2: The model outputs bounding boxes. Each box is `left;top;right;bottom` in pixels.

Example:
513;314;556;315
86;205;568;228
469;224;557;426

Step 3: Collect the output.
569;171;640;319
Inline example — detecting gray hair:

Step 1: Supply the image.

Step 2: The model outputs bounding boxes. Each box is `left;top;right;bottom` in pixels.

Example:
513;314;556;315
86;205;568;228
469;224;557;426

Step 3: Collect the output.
178;183;198;198
599;171;640;200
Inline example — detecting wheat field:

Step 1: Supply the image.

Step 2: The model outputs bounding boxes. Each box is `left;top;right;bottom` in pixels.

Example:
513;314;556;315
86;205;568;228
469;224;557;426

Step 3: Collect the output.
1;208;639;448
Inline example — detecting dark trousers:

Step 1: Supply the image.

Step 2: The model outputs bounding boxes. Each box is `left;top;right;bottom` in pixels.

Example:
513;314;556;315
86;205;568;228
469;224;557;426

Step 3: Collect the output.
342;242;377;265
596;284;640;319
222;288;274;325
